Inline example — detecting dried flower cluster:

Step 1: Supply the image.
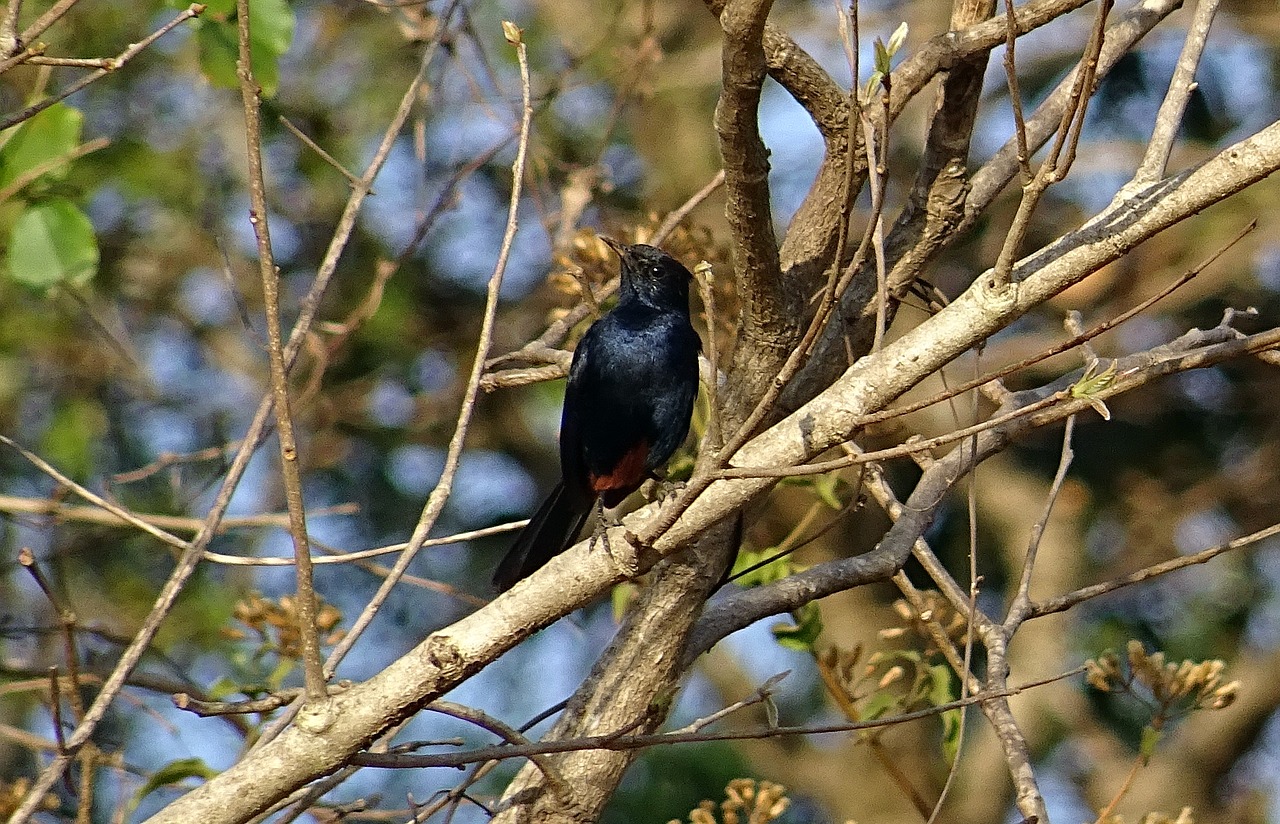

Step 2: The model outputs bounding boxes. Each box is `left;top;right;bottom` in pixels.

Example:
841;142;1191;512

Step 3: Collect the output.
1085;640;1239;714
668;779;790;824
880;591;968;656
221;591;345;659
816;590;967;726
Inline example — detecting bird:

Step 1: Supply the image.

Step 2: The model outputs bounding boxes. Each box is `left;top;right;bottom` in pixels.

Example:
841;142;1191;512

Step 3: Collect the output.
493;238;701;592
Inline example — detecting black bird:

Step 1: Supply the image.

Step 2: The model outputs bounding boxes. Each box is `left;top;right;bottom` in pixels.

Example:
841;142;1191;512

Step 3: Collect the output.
493;238;701;592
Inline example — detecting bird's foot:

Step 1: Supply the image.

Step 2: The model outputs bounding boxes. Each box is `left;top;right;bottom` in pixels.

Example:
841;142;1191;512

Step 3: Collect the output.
587;517;639;579
642;477;686;504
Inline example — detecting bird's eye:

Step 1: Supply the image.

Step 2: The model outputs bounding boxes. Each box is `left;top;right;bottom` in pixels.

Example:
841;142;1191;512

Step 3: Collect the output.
652;266;661;276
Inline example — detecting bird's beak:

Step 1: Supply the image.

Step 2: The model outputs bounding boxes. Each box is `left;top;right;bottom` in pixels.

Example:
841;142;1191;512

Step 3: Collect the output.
599;236;626;258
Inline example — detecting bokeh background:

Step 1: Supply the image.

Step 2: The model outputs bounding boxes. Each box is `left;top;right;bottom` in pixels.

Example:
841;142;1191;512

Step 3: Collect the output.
3;0;1280;821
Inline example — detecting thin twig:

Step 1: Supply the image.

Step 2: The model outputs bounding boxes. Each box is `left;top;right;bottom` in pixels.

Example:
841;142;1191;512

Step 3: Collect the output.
1004;415;1076;631
1091;752;1146;823
0;494;358;535
17;0;78;42
173;684;352;717
0;436;190;550
18;549;85;722
235;0;326;702
963;0;1181;233
1032;520;1280;619
859;219;1252;427
426;701;576;807
988;0;1112;290
668;671;789;734
270;724;412;824
924;344;986;824
1131;0;1220;185
652;169;726;244
716;389;1068;480
47;668;67;758
0;4;204;132
278;116;364;189
1002;0;1032;183
870;52;893;354
0;41;44;74
323;21;535;676
351;670;1081;770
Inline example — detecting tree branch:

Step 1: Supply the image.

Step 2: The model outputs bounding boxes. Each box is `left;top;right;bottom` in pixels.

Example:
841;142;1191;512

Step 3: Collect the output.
715;0;792;425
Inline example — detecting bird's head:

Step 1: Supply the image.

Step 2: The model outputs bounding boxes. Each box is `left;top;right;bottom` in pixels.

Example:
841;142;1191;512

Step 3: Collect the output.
600;236;692;306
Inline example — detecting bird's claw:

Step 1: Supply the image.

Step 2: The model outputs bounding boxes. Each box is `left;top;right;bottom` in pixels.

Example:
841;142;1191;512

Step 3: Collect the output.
642;477;686;504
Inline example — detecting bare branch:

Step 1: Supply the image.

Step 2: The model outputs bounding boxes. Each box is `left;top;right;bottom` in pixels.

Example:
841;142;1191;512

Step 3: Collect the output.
1033;521;1280;619
965;0;1180;229
1133;0;1221;184
1003;415;1077;630
715;0;791;424
234;0;326;704
0;5;204;132
320;20;535;679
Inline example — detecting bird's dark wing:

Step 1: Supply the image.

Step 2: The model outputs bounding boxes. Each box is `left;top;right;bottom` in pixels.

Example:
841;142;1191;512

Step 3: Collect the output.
567;311;699;507
558;323;595;497
644;320;701;472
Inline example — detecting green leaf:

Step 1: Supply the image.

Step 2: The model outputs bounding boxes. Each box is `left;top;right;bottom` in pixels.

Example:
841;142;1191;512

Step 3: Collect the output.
38;397;107;482
250;0;295;60
1139;724;1163;761
860;689;900;721
886;22;909;56
611;580;638;621
772;602;823;652
874;38;891;75
206;677;241;701
812;473;843;510
1070;360;1118;399
926;664;962;763
730;547;793;587
763;692;779;727
128;758;218;813
194;0;295;97
6;198;99;289
0;103;83;191
926;664;954;707
196;22;240;90
861;72;883;104
940;708;962;765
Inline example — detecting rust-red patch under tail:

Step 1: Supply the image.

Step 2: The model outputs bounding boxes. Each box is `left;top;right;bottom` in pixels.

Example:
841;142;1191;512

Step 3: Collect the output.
589;439;650;508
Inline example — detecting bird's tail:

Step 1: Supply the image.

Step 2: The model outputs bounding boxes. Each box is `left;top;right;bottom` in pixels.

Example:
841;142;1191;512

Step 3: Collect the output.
493;481;591;592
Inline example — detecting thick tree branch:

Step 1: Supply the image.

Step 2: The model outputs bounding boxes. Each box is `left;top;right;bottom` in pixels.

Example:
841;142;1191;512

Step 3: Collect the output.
690;318;1280;656
715;0;794;426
